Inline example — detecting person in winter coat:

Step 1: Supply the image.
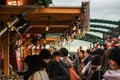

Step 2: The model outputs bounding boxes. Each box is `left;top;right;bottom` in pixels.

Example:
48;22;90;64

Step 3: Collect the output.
60;47;73;70
24;49;51;80
73;50;85;74
47;51;70;80
103;46;120;80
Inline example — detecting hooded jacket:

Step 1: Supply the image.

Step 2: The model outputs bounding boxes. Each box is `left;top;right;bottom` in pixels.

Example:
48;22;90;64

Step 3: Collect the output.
103;70;120;80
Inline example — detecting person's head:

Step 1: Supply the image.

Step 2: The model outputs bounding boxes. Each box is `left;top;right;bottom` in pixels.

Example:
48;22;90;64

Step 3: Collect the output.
91;55;101;66
101;48;112;67
31;55;41;67
24;55;40;69
60;47;69;57
52;51;62;62
39;49;52;64
108;46;120;70
78;50;85;58
24;55;32;68
95;48;104;56
84;49;91;57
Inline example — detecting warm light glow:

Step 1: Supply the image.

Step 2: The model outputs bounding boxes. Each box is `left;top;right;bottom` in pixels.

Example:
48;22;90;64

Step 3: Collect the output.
44;40;46;43
10;26;15;31
7;0;23;6
46;26;49;31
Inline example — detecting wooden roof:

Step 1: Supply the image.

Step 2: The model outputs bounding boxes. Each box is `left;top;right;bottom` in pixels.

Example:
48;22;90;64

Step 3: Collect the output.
0;6;82;32
0;1;88;44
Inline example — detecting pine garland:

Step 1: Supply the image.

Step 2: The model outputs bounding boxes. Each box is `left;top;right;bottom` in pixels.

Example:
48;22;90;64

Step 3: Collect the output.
90;19;119;25
90;29;118;37
79;19;120;45
80;33;103;44
38;0;52;7
90;24;113;30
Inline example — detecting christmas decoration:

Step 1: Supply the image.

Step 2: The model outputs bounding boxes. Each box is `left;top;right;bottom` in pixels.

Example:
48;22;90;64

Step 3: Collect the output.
90;24;113;30
80;19;120;47
38;0;52;7
90;19;119;25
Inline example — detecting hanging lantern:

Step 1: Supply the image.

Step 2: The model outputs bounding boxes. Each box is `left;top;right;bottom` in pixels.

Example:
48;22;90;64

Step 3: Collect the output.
60;35;64;42
78;29;81;34
72;24;77;31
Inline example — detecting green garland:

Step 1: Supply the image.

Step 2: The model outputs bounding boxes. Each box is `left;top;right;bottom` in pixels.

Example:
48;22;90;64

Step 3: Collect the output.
90;29;106;33
90;19;119;25
90;24;113;30
80;33;102;40
80;33;103;45
79;19;120;45
38;0;52;7
90;29;118;37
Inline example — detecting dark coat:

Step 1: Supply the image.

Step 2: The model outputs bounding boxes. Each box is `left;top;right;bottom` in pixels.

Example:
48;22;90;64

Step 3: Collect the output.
47;60;70;80
73;57;81;74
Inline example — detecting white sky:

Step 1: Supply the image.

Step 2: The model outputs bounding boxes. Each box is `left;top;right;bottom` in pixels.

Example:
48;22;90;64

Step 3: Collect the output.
52;0;120;21
64;40;92;52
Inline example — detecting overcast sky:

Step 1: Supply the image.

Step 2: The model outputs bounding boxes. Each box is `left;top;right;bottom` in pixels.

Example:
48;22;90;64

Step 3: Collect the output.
53;0;120;21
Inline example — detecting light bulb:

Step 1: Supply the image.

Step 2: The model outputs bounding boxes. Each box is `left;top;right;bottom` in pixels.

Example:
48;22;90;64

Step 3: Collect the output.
10;26;15;31
46;26;49;31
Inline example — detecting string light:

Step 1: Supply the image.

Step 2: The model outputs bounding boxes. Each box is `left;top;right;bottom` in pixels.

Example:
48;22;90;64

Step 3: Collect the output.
10;26;15;31
73;25;77;31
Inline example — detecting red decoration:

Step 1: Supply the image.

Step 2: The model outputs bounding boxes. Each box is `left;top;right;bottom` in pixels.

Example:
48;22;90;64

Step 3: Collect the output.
22;34;27;39
33;33;38;38
118;39;120;42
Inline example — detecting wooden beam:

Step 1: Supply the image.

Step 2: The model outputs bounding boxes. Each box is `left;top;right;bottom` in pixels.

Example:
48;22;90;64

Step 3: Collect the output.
32;25;69;28
0;6;82;14
2;33;9;76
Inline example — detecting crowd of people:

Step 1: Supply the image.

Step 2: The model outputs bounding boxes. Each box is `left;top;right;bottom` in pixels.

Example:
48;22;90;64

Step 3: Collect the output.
22;40;120;80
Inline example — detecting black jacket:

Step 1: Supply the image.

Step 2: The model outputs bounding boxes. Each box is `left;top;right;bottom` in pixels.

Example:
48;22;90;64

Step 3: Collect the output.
47;60;70;80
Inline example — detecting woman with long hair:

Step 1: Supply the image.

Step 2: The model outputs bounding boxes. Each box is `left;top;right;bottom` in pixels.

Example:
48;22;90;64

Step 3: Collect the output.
24;49;51;80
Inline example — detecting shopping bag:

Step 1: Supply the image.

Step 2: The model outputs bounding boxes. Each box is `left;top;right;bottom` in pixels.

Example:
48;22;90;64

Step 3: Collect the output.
69;67;80;80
